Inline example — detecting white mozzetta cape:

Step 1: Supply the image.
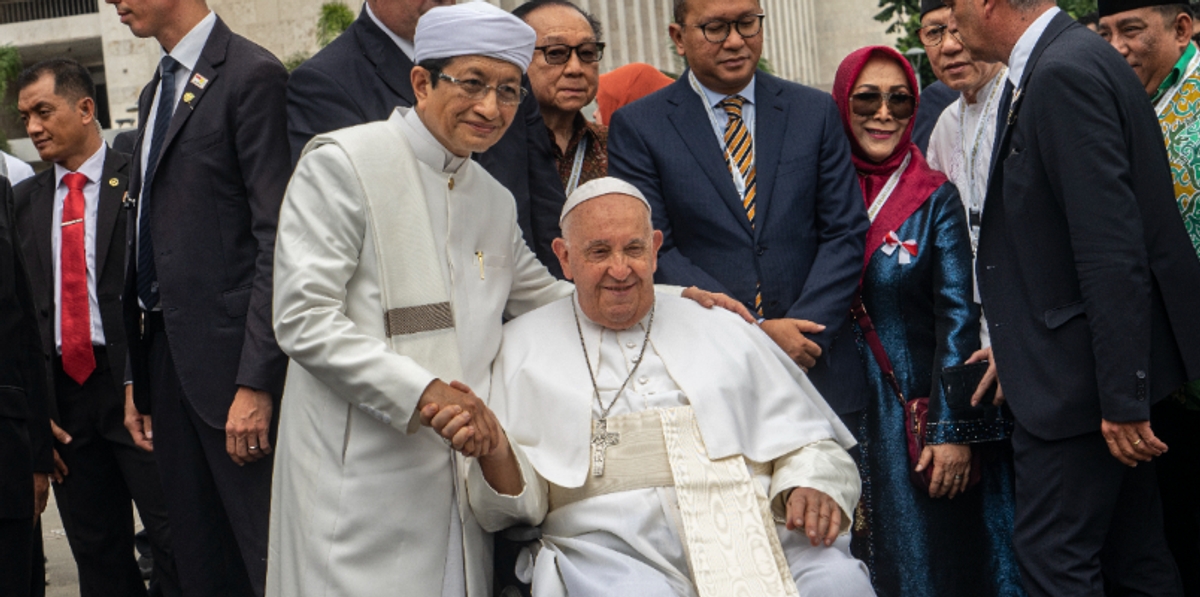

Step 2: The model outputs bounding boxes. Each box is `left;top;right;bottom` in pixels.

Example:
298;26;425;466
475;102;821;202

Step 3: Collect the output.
267;109;572;597
491;293;857;490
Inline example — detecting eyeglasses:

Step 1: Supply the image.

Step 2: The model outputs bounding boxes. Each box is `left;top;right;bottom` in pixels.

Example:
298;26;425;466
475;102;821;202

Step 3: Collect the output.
850;91;916;120
692;14;765;44
918;24;964;48
435;72;528;106
536;42;606;65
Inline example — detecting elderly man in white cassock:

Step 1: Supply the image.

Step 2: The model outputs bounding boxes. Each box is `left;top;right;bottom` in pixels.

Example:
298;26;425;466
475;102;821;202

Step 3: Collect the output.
423;178;876;597
267;5;744;597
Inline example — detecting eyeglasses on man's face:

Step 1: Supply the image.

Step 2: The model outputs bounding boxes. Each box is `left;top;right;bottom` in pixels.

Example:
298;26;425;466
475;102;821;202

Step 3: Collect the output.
535;42;606;65
692;14;765;44
918;23;964;48
436;72;528;106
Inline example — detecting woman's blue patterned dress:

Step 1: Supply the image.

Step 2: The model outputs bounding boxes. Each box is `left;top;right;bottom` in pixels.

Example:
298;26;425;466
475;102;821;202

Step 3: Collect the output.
849;183;1025;597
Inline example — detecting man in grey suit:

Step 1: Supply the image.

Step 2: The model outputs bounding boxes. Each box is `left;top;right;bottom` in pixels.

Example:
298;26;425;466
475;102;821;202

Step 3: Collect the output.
104;0;290;594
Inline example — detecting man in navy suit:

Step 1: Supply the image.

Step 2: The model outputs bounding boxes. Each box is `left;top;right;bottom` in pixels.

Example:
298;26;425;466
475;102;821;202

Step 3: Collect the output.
948;0;1200;594
106;0;291;594
286;0;570;276
608;0;869;421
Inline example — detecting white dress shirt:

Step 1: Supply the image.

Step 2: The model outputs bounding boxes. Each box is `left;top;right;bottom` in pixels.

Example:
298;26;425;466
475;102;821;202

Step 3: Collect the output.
365;2;415;60
1007;6;1061;88
3;151;35;185
53;144;107;351
690;74;757;198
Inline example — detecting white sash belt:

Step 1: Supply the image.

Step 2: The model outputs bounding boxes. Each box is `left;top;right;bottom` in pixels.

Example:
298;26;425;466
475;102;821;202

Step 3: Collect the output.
548;406;798;597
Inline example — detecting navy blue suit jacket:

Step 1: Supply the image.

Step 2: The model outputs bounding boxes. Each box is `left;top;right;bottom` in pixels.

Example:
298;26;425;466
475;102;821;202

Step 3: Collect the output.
978;12;1200;440
608;72;870;414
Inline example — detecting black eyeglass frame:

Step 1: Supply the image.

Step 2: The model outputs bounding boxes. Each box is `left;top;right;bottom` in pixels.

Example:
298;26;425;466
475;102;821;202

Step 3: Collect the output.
534;42;607;65
849;91;917;120
917;23;964;48
691;14;766;44
435;72;528;106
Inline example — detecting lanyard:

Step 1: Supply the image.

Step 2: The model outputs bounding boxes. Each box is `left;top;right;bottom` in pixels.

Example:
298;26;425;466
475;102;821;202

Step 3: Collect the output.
866;151;912;224
959;68;1007;250
565;136;588;197
688;71;750;198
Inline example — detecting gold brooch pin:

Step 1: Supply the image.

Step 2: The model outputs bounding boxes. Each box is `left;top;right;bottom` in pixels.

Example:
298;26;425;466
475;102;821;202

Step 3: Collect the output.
108;178;119;187
183;91;195;105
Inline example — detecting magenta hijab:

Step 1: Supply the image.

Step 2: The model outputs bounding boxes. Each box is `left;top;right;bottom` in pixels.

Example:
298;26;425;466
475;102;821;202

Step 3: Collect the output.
832;45;948;268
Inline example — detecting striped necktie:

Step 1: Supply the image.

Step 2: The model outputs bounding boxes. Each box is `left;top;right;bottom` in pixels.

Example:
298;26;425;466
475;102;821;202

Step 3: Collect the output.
720;96;763;316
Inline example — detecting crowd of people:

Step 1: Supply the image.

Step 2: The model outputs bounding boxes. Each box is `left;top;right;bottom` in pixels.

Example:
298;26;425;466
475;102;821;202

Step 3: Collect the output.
1;0;1198;596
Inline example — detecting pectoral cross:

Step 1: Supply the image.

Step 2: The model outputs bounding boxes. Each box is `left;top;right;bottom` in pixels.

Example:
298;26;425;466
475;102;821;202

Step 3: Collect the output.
590;418;620;477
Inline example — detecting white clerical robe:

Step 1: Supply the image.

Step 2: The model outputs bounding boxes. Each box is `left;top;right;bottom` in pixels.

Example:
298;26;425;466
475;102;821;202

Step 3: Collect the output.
468;294;874;597
926;69;1006;347
267;108;574;597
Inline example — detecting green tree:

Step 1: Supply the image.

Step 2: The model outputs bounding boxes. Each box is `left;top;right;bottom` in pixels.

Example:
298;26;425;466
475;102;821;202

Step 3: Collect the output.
318;2;355;48
285;2;356;73
874;0;1098;87
0;45;22;153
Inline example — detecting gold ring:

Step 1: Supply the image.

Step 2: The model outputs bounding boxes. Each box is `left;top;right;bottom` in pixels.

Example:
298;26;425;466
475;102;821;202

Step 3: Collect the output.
1133;438;1142;446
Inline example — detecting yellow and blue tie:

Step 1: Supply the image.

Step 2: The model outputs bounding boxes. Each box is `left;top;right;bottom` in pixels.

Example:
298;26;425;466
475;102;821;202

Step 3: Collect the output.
720;96;763;316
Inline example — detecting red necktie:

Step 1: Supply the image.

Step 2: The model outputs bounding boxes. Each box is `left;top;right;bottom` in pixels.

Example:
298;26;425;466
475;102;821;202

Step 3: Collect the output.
61;172;95;385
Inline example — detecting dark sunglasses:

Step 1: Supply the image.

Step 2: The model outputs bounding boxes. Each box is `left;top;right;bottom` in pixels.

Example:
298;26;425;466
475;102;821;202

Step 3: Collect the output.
850;91;916;120
535;42;606;65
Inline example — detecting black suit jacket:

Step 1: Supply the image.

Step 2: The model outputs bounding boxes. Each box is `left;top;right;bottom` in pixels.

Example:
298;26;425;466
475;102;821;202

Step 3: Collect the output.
912;80;957;154
286;8;569;275
978;12;1200;441
13;149;130;404
124;18;289;427
0;176;53;519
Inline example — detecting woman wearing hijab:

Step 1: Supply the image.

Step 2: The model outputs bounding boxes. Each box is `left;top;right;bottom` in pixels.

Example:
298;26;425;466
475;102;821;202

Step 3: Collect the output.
832;46;1024;597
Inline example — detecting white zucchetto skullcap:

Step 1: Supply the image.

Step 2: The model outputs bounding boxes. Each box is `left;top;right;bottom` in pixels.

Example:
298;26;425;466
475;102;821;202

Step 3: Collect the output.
414;3;537;72
560;177;652;227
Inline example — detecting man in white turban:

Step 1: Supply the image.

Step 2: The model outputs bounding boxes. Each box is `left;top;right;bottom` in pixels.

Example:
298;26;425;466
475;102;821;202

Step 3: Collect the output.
266;6;744;596
425;178;876;596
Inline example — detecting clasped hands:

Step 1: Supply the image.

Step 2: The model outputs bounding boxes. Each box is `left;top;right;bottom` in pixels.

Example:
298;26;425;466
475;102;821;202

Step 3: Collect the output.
418;379;507;459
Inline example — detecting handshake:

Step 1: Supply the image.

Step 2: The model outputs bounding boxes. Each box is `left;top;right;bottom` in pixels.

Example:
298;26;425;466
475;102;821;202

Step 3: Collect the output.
417;379;509;459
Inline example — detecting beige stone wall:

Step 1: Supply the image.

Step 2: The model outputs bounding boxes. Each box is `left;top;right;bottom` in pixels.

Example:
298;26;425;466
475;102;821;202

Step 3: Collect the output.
98;0;367;126
810;0;896;90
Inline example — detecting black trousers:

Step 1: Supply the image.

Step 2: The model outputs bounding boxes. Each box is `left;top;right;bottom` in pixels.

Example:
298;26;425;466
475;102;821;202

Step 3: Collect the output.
0;517;33;597
1153;398;1200;596
1012;419;1182;597
145;313;273;597
49;347;179;597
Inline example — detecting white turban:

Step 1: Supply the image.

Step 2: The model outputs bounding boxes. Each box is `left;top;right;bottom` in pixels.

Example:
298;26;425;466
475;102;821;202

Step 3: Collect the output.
414;3;537;72
560;177;652;227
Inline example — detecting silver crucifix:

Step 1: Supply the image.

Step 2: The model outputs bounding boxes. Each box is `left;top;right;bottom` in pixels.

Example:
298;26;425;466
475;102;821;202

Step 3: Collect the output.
590;418;620;477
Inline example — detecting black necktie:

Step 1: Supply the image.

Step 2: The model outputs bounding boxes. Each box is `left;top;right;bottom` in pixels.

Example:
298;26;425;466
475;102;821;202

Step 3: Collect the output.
137;55;178;309
989;79;1015;176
